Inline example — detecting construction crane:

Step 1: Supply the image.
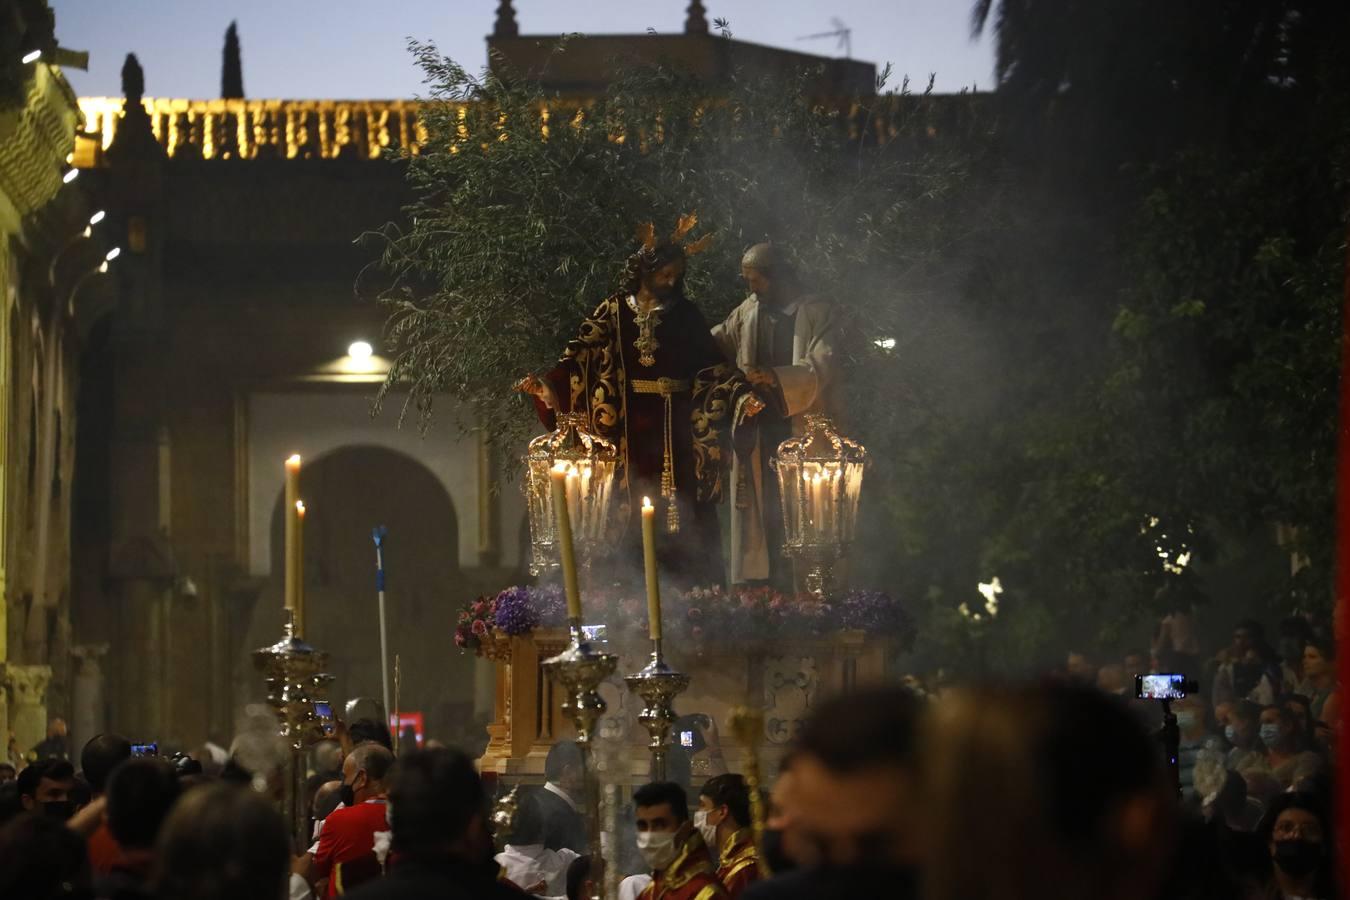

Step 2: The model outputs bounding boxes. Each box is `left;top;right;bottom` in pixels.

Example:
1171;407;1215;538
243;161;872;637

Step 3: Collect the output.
798;17;852;59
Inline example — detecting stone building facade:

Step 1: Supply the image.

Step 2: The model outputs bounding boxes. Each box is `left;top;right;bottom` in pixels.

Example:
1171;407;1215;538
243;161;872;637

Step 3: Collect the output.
0;1;105;762
59;1;888;754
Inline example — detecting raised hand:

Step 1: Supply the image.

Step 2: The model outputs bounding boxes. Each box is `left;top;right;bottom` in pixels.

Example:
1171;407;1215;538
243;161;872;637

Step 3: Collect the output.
515;374;558;410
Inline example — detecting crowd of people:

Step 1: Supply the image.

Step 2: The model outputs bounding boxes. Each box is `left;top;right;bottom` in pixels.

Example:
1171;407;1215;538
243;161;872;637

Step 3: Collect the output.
0;609;1338;900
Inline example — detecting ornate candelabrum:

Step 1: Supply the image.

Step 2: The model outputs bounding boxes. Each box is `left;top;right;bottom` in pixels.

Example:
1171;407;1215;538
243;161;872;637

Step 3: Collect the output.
541;619;617;900
252;616;333;849
770;414;868;597
624;638;690;781
525;412;618;577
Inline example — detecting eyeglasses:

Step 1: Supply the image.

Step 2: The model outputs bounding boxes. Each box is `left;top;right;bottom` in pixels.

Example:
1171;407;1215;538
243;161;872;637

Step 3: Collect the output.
1274;821;1323;840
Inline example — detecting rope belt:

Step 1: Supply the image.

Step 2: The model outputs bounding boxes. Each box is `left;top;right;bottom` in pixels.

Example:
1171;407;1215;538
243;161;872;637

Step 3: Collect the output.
630;378;691;533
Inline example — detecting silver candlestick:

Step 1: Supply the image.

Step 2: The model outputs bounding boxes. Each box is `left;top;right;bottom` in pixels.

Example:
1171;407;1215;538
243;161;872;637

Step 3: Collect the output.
252;615;331;850
541;619;618;900
624;638;690;781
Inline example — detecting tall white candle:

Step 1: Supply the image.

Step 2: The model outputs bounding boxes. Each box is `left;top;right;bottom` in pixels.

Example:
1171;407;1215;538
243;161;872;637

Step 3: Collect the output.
551;463;582;620
641;497;661;641
284;454;301;620
295;500;306;636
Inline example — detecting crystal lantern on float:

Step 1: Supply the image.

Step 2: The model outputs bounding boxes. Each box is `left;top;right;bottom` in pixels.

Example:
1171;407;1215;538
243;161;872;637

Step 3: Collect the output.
525;412;619;576
771;414;867;597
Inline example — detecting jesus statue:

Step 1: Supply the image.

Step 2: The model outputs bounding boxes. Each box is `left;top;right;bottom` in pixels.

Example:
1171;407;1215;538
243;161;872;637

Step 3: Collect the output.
518;218;764;587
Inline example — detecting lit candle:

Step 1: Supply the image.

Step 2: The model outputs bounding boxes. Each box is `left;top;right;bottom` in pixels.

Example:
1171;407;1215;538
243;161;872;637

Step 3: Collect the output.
579;463;593;538
551;462;582;620
811;470;825;538
822;469;835;538
641;496;661;641
566;465;582;538
284;454;301;620
295;500;306;636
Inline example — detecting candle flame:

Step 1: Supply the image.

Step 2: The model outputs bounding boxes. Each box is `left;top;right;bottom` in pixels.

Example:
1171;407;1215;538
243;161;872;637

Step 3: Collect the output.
286;454;302;468
642;496;653;509
296;500;306;516
552;461;569;474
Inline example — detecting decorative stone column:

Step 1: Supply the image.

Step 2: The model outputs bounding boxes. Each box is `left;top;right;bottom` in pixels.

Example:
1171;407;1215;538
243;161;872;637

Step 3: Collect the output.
70;643;109;756
3;663;53;757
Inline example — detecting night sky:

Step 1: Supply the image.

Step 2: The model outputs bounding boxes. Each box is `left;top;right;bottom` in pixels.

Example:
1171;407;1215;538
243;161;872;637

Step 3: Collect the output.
49;0;995;99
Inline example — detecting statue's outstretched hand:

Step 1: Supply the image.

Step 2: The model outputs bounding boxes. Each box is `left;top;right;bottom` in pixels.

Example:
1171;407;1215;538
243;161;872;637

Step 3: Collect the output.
515;374;557;410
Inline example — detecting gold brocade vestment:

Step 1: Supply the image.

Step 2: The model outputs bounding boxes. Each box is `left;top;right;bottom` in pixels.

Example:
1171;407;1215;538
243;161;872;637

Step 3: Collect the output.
533;293;755;586
714;828;761;899
637;828;727;900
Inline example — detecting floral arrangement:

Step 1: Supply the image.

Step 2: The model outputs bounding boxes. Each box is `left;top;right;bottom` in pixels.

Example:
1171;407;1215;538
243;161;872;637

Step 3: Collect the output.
453;583;913;656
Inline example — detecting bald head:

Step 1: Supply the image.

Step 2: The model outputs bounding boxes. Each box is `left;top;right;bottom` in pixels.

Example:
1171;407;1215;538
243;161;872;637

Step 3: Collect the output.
740;242;796;305
314;779;344;820
343;742;395;805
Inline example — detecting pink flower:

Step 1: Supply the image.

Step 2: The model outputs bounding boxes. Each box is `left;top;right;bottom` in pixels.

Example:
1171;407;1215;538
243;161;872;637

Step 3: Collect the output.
687;607;703;620
471;620;488;636
691;625;705;641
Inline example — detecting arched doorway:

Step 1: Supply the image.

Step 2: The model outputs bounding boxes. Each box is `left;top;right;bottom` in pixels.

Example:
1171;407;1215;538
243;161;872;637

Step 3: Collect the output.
242;444;481;748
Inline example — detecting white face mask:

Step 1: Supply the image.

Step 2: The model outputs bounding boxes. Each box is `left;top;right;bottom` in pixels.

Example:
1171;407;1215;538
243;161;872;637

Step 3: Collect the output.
636;829;678;871
694;810;719;855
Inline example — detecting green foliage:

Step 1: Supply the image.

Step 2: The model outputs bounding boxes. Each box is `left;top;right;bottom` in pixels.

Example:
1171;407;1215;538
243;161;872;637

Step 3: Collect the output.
370;40;985;458
375;4;1350;678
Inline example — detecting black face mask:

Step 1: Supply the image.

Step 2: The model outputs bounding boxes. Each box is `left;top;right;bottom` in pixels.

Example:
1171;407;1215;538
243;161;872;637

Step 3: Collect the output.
42;800;76;821
339;781;356;808
760;828;795;874
1273;839;1322;877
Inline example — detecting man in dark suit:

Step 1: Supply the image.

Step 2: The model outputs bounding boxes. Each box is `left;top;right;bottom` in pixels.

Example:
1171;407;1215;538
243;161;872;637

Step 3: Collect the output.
344;746;523;900
536;741;587;853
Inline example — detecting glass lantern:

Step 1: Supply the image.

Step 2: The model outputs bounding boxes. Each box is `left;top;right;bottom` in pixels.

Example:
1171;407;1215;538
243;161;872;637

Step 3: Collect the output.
770;413;867;596
525;412;619;577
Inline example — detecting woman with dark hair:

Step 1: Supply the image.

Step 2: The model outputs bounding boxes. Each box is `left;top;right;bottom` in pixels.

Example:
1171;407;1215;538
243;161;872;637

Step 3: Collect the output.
1255;792;1334;899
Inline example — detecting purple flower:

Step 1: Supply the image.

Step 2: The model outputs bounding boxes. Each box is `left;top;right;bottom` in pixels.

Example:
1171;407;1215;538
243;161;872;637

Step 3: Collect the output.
494;586;541;636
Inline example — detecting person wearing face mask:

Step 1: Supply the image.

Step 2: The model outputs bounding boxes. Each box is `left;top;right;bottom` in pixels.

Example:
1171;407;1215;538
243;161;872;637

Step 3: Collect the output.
15;757;76;821
1218;700;1266;773
302;741;395;898
696;774;759;898
1172;694;1223;802
1256;793;1334;899
632;781;726;900
1257;705;1323;790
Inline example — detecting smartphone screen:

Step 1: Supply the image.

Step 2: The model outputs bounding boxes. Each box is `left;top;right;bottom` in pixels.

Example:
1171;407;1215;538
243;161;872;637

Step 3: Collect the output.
131;742;158;757
1136;673;1187;700
314;701;332;719
680;730;694;748
581;624;607;642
